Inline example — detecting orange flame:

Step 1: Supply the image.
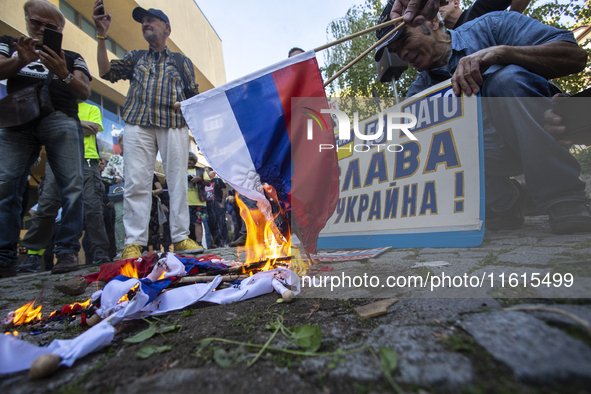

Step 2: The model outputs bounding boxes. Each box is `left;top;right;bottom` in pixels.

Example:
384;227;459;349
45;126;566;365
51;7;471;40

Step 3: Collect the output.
13;300;42;325
120;261;139;278
119;283;139;303
236;185;303;273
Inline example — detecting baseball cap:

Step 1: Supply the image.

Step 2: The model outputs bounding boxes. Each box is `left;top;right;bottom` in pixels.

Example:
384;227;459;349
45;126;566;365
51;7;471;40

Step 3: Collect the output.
374;2;406;61
132;7;170;25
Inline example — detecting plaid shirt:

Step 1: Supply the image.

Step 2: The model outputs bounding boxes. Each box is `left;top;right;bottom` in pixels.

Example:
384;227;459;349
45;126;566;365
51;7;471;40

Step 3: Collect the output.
102;47;199;129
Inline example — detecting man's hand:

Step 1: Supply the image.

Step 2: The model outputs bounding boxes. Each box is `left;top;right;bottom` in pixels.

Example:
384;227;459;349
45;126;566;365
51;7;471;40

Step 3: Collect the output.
190;176;202;184
38;47;69;80
13;35;39;66
390;0;440;27
81;121;101;135
544;93;572;149
92;0;112;35
451;46;505;96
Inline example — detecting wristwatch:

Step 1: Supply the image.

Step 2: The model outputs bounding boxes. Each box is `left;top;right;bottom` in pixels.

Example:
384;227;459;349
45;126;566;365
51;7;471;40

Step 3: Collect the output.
62;73;74;84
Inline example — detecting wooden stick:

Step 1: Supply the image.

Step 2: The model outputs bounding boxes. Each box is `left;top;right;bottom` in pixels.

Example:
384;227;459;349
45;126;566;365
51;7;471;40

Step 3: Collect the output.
314;17;404;53
323;21;405;88
179;274;248;284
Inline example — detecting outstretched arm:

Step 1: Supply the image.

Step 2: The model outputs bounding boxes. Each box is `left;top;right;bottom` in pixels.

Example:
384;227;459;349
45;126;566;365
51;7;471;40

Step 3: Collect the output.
452;41;587;96
92;0;112;77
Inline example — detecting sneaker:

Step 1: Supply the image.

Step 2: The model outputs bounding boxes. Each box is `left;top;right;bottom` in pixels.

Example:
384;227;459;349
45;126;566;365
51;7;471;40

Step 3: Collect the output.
0;264;16;278
16;254;41;272
173;238;204;254
485;180;526;231
120;244;143;260
548;201;591;235
229;235;246;247
92;249;111;265
51;253;81;274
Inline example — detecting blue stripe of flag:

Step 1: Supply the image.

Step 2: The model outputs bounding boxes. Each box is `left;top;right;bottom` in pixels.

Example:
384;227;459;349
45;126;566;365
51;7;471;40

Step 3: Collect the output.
225;73;292;200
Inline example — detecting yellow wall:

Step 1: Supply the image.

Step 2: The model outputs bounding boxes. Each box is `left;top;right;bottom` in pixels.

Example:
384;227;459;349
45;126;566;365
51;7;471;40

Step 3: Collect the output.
0;0;226;106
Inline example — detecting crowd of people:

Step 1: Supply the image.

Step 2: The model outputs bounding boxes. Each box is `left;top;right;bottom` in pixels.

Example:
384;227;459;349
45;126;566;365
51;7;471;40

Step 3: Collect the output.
0;0;589;278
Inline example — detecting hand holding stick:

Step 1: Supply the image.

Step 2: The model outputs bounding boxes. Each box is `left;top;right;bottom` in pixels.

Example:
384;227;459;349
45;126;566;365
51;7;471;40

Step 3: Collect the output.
323;21;406;87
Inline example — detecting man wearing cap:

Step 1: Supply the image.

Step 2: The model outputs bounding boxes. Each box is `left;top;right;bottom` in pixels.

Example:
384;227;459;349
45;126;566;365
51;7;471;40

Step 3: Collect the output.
374;10;590;234
93;1;202;259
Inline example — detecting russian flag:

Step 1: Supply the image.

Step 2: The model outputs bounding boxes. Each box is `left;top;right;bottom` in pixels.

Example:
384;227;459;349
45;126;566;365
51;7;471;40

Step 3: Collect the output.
181;51;339;253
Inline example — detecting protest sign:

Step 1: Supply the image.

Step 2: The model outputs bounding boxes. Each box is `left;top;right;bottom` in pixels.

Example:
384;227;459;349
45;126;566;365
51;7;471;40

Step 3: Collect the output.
317;80;484;248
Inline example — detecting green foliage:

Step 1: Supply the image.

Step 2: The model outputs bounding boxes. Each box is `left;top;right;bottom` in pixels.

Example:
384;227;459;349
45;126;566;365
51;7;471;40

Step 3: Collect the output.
124;326;157;343
123;319;181;343
322;0;590;99
570;145;591;173
379;346;398;373
525;0;591;94
136;345;172;359
289;324;322;353
213;347;246;368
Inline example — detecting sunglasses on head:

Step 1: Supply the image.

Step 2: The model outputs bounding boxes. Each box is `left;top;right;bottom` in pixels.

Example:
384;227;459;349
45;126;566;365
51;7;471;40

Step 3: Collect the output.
26;17;61;32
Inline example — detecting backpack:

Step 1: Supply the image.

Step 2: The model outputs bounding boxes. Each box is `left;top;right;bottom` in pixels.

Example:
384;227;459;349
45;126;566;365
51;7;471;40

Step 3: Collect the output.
131;50;198;99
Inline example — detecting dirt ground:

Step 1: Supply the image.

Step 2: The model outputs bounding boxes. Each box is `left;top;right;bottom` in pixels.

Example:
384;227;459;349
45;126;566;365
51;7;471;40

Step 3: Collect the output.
2;290;590;394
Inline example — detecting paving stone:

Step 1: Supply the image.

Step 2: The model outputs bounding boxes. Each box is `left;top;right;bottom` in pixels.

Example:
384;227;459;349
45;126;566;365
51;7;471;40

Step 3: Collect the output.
117;368;317;394
537;235;591;246
377;298;500;326
364;325;473;391
427;258;483;278
460;311;591;383
497;247;571;266
469;266;554;298
457;251;494;259
568;248;591;256
534;277;591;299
419;248;467;254
510;304;591;327
487;237;541;247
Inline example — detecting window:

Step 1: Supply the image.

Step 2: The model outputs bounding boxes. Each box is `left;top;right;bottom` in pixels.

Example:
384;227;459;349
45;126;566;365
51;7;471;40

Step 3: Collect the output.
103;97;120;123
80;17;96;38
116;44;127;59
60;1;77;25
88;91;102;108
88;90;123;125
59;0;126;56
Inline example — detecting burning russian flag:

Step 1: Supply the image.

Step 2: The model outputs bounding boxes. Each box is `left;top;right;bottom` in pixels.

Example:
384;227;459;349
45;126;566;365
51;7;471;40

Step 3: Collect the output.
181;51;339;253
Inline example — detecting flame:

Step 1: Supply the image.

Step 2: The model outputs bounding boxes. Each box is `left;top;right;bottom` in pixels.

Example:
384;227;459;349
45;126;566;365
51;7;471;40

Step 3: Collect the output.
120;261;139;278
119;283;139;303
12;300;42;325
235;185;312;275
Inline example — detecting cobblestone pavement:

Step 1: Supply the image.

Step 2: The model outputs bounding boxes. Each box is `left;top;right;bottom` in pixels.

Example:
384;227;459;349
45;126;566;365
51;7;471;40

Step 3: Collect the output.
1;215;590;393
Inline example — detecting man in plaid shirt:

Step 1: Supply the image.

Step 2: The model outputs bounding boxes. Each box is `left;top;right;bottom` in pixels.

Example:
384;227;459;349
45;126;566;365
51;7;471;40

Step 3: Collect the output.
93;2;202;259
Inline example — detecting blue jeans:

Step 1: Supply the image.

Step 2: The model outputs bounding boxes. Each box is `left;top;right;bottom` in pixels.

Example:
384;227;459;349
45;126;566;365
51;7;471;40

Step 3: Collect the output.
0;111;84;266
481;65;587;212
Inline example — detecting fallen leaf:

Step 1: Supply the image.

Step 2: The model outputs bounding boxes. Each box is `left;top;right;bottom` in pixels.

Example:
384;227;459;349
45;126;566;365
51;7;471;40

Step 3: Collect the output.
124;327;157;343
379;347;398;373
290;324;322;353
137;345;171;359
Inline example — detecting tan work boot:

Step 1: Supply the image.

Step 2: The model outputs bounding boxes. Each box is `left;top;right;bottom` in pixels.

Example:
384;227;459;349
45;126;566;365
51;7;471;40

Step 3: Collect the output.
173;238;204;254
120;244;142;260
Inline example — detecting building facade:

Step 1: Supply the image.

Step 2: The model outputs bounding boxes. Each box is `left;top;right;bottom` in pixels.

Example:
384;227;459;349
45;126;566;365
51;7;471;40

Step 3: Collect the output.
1;0;226;159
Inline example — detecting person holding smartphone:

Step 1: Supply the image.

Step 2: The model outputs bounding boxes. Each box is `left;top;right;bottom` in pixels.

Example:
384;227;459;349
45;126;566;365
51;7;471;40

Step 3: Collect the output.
0;0;92;277
93;1;202;259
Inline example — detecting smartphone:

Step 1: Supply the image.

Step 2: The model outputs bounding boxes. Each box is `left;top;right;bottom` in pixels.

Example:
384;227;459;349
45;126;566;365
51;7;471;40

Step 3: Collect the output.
552;87;591;145
96;1;105;15
42;28;62;55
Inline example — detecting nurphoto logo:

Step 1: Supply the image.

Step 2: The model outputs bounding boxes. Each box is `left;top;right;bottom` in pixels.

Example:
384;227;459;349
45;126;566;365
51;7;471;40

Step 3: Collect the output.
304;108;418;153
